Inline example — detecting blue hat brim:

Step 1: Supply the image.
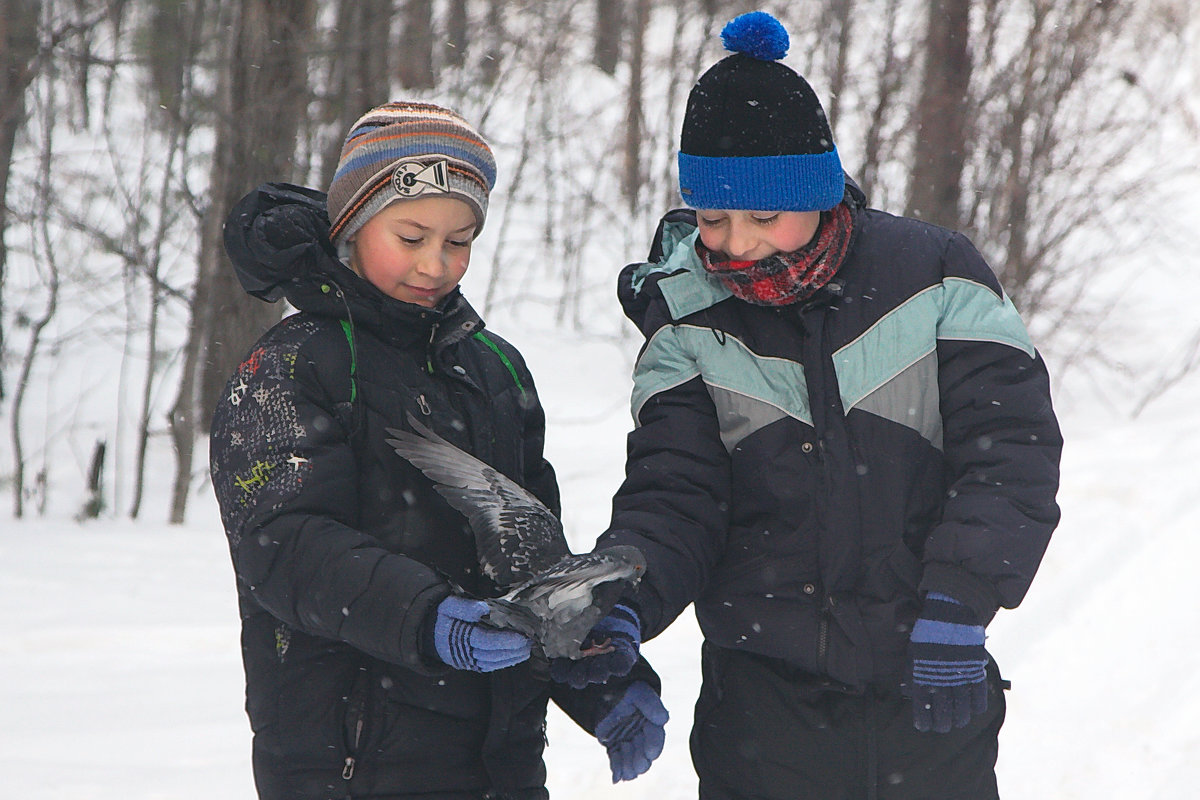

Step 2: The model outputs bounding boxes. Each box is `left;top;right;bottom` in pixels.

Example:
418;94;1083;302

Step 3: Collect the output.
677;149;845;211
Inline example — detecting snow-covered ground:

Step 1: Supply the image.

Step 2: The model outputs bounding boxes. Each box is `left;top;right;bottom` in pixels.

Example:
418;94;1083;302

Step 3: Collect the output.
3;309;1200;798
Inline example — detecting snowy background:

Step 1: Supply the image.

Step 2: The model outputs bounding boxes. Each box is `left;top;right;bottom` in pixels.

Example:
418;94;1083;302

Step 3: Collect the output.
3;12;1200;796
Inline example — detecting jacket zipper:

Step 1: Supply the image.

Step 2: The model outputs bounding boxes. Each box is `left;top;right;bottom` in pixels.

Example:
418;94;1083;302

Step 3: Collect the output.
342;673;370;791
426;321;439;374
817;597;831;672
343;708;363;783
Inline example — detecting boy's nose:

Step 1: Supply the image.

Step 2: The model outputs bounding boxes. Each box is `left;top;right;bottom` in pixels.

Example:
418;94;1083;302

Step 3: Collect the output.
725;228;755;260
417;250;449;277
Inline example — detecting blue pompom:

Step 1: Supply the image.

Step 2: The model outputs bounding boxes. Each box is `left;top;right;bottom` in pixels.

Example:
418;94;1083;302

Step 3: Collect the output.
721;11;789;61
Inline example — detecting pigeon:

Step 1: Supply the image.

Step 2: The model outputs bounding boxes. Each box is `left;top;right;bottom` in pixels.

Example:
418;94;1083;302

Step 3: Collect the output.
385;414;645;660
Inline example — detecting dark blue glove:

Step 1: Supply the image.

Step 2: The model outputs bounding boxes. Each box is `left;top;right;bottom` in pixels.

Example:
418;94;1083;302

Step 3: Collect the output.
907;592;989;733
431;596;532;673
595;681;668;783
549;603;640;689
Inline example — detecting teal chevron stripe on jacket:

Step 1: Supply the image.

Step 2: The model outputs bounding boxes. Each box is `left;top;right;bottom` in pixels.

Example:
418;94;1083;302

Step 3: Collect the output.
632;325;809;451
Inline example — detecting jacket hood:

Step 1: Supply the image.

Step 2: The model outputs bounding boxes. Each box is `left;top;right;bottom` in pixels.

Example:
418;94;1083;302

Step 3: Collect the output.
223;182;483;346
223;182;338;303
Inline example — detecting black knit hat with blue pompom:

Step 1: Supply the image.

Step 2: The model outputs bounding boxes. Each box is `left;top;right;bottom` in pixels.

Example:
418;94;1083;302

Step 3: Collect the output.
678;11;844;212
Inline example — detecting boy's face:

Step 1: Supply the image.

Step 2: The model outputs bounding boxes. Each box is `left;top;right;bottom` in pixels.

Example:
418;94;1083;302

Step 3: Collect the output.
349;195;477;307
696;209;821;261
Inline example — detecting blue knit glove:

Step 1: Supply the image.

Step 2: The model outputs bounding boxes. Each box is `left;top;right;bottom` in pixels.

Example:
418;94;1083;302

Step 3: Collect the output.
907;592;989;733
595;681;668;783
549;604;641;689
431;596;532;673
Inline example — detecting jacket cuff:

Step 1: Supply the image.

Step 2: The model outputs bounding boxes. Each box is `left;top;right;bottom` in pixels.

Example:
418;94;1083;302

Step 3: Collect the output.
403;582;454;675
919;562;1001;625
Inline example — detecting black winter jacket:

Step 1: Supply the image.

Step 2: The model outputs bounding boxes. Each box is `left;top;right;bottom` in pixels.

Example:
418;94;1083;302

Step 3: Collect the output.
600;182;1062;692
210;183;656;800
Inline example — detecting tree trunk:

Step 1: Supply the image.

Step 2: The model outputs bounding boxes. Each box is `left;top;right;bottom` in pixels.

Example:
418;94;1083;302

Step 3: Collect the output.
167;0;317;524
857;0;907;203
318;0;394;190
10;84;58;519
822;0;855;131
621;0;650;211
905;0;972;229
480;0;505;86
593;0;623;75
77;440;106;520
446;0;468;69
396;0;435;89
0;0;42;404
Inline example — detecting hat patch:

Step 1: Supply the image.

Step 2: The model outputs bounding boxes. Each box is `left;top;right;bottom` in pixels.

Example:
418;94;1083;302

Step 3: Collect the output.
392;159;449;198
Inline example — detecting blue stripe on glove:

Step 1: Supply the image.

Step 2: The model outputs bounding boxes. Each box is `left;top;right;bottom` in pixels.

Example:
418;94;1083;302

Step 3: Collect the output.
549;604;641;689
432;596;532;673
595;681;668;783
907;592;989;733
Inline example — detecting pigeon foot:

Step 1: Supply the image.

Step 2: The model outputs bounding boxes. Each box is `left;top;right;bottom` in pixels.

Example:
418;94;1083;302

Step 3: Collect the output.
578;637;615;657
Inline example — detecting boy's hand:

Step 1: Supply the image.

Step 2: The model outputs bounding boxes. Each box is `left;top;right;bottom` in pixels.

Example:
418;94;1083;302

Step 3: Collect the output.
595;681;668;782
430;596;532;673
905;592;989;732
549;603;640;689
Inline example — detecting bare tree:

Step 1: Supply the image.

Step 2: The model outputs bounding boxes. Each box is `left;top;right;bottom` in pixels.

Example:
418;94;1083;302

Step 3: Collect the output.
446;0;469;69
594;0;624;75
317;0;394;188
964;0;1138;315
905;0;971;229
621;0;651;210
853;0;911;204
122;0;209;519
0;0;43;404
816;0;856;131
9;67;58;518
168;0;317;523
479;0;506;86
396;0;435;89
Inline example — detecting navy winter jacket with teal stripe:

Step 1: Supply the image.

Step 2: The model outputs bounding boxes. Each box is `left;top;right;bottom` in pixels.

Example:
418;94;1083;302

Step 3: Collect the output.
600;185;1062;690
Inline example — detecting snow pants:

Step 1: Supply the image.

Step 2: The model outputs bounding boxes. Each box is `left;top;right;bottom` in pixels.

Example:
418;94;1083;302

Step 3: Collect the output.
690;641;1007;800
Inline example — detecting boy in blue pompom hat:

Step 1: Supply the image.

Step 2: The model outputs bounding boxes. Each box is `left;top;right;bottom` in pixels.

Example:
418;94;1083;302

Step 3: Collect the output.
554;10;1062;799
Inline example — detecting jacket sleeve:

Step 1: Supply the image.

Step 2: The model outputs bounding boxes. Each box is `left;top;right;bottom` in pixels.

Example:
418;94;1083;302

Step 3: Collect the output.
209;328;450;674
549;655;663;735
598;296;732;639
920;233;1063;624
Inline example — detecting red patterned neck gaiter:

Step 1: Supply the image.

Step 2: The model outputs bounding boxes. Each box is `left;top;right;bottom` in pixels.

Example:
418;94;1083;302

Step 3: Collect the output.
697;202;854;307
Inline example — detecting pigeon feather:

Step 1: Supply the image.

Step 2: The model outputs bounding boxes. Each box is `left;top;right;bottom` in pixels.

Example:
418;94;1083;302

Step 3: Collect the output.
385;414;568;586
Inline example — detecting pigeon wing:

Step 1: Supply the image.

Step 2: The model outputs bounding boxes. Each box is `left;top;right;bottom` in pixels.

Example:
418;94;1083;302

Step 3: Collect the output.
385;415;569;587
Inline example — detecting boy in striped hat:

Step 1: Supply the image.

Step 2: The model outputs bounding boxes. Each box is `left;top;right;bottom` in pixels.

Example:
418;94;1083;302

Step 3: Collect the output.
213;101;668;798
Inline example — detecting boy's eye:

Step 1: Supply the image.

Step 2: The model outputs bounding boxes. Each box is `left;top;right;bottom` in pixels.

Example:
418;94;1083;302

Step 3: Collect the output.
752;214;778;225
698;216;725;226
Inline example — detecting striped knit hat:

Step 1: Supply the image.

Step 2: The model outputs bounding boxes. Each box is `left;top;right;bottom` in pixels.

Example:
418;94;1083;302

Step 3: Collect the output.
326;101;496;247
